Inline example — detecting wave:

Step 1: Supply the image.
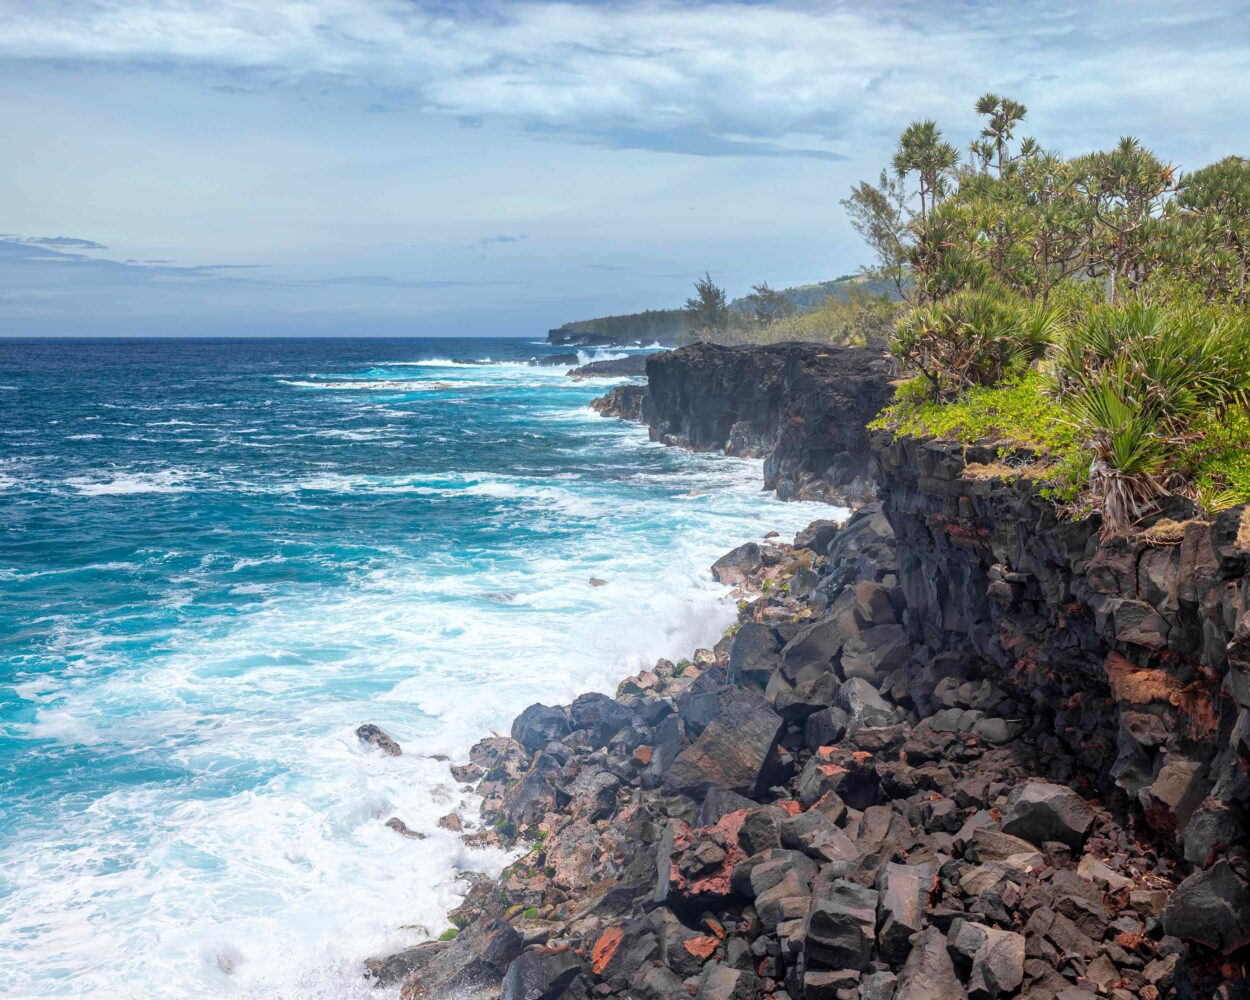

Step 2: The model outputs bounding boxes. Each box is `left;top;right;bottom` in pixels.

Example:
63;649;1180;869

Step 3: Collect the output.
64;469;196;496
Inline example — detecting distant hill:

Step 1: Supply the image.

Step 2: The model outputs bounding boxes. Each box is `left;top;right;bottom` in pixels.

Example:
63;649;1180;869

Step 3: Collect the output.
735;273;897;314
547;308;692;346
548;274;896;346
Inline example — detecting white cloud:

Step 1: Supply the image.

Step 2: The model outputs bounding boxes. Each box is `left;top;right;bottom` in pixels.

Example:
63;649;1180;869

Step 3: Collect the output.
2;0;1247;156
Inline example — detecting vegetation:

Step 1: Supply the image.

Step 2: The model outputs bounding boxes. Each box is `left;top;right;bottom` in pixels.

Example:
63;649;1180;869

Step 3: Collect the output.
553;308;692;343
684;272;731;340
857;94;1250;532
555;274;900;349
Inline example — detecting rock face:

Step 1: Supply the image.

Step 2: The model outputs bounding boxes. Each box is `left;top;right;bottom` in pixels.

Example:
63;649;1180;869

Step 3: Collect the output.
873;432;1250;966
568;354;650;377
592;342;893;503
355;723;402;756
590;384;647;422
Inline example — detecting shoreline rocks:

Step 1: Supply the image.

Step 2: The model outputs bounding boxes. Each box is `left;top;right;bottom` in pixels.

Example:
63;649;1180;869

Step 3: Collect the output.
361;344;1249;999
367;495;1246;999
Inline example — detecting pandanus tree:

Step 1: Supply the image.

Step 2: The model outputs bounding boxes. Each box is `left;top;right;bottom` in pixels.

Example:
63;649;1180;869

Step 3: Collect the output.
1072;137;1175;302
973;92;1029;176
1169;156;1250;304
891;120;960;301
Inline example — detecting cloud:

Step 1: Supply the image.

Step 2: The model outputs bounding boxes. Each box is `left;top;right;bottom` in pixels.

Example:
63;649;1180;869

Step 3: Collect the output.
478;234;527;248
3;1;1244;158
23;235;107;250
524;123;846;161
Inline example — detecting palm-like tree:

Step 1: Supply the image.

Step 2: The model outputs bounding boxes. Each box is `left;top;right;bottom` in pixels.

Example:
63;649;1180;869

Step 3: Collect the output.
892;119;960;231
975;93;1029;175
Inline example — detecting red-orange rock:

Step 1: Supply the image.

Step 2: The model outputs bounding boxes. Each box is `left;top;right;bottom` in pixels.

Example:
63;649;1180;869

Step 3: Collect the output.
591;927;623;977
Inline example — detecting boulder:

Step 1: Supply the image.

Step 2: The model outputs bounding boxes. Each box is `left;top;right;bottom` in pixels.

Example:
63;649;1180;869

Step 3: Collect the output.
1000;780;1095;850
1183;801;1246;867
500;949;583;1000
803;879;879;971
840;624;910;683
949;920;1025;999
895;926;966;1000
356;723;402;756
569;692;633;748
780;809;859;864
1163;860;1250;955
796;519;841;554
711;543;762;585
726;622;780;689
694;963;761;999
663;691;786;798
852;579;897;625
511;704;571;756
781;599;856;673
1139;755;1209;837
877;862;929;964
835;677;897;731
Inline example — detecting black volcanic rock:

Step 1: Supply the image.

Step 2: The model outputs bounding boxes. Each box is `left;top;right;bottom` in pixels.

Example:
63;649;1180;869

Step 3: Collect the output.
641;342;893;503
568;354;649;377
590;384;647;421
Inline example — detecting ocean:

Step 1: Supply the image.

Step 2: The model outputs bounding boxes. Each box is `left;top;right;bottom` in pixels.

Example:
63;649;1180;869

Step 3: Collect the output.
0;337;829;999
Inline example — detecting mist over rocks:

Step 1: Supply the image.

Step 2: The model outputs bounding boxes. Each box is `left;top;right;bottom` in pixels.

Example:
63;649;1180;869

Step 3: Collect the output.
366;344;1250;999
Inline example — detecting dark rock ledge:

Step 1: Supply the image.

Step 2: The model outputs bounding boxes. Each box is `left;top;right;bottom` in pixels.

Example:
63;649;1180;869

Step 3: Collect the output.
592;343;894;506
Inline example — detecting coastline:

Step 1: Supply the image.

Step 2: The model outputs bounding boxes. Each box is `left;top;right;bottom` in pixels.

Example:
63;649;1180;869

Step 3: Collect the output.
366;344;1250;1000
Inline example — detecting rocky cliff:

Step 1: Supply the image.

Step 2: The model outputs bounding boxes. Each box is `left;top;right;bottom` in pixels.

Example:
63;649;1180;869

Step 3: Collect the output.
871;434;1250;962
362;353;1249;1000
634;343;893;504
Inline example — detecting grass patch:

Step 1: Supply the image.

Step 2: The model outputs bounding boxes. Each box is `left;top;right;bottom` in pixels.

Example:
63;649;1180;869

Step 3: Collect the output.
438;928;459;941
871;372;1091;502
1182;407;1250;512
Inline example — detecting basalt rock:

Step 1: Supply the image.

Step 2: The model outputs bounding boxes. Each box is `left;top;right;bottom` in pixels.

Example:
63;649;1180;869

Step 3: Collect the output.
662;691;787;798
1000;780;1095;851
512;704;572;756
355;722;402;756
592;342;893;502
568;354;649;378
590;383;647;421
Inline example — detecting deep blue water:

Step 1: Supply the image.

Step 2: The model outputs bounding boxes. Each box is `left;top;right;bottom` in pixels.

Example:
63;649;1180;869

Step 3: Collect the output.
0;337;829;998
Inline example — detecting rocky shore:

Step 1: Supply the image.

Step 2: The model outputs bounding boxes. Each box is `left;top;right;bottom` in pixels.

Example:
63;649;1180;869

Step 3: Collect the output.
361;345;1249;1000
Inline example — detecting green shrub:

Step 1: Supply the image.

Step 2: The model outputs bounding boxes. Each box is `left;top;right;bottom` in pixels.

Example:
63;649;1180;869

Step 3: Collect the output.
892;287;1059;399
1184;407;1250;510
1050;301;1250;529
439;928;459;941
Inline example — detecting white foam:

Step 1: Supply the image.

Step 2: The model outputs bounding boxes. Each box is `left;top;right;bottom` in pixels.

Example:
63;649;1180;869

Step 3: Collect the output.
279;379;480;392
65;469;196;496
0;362;841;1000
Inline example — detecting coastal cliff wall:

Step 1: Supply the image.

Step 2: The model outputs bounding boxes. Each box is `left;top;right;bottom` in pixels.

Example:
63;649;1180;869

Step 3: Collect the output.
871;434;1250;956
596;343;893;504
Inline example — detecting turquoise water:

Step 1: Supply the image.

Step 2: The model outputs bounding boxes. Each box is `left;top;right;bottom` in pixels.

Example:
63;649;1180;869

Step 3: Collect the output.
0;338;830;998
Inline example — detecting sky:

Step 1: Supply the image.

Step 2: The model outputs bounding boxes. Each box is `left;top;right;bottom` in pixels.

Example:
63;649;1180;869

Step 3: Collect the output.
2;1;1249;338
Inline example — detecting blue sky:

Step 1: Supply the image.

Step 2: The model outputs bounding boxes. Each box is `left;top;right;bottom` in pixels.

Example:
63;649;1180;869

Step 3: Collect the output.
2;0;1249;337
